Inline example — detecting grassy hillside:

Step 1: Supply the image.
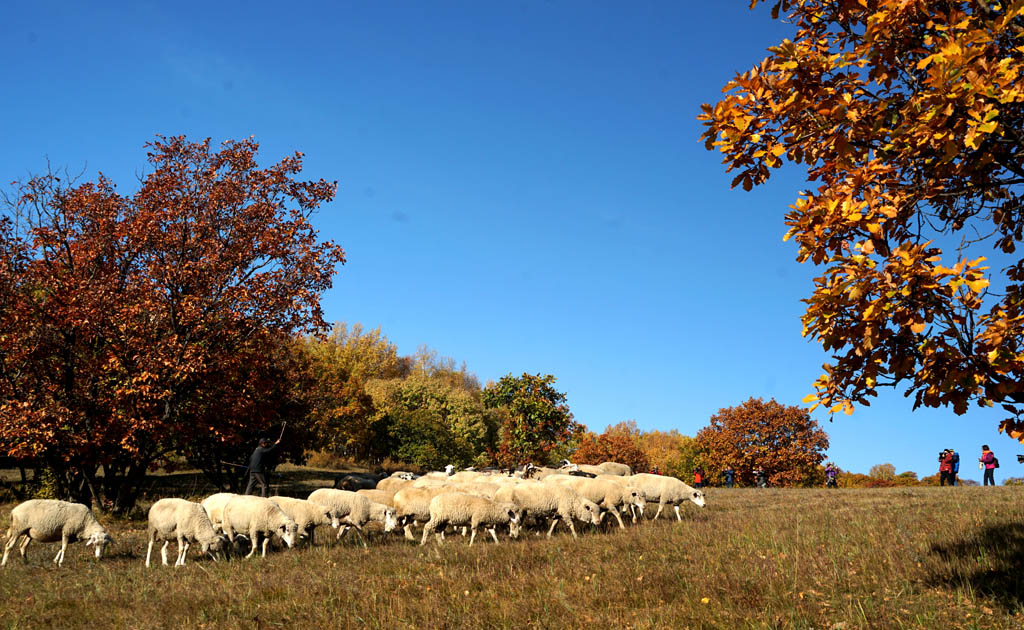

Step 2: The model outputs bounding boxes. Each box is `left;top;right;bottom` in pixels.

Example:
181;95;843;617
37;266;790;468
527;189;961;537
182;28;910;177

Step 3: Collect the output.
2;478;1024;629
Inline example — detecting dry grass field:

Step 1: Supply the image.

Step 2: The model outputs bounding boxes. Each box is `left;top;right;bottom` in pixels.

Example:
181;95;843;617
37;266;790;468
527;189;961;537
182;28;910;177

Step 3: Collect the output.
2;473;1024;629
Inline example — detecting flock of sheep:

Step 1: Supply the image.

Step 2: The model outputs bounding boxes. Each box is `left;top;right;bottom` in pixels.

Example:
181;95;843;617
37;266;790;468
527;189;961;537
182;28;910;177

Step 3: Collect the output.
1;460;708;567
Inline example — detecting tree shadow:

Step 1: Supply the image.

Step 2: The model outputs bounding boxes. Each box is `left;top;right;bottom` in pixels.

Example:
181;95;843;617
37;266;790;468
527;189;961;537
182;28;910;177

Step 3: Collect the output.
928;522;1024;610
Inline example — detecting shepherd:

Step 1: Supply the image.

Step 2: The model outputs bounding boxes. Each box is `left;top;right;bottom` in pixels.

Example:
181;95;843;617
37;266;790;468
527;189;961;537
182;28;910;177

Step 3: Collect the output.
244;422;287;497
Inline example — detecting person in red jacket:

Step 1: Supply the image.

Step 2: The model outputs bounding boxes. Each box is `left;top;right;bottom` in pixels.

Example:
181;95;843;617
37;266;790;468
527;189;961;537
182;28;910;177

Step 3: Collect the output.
979;445;997;486
938;449;955;486
693;467;705;489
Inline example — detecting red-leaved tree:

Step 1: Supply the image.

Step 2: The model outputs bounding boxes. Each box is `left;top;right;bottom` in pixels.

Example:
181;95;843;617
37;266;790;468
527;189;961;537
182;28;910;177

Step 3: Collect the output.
696;397;829;487
0;136;345;510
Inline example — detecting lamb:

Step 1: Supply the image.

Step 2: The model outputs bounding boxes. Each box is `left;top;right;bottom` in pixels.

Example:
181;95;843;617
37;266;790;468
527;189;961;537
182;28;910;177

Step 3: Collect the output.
221;496;298;558
333;472;386;491
307;488;398;546
392;486;453;540
628;473;707;520
493;482;602;539
420;493;523;546
2;499;113;566
200;492;239;533
269;496;340;544
545;476;646;529
145;498;225;567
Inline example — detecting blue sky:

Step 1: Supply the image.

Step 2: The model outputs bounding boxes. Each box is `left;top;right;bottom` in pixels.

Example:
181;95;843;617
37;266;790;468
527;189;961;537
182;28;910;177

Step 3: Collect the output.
2;1;1017;480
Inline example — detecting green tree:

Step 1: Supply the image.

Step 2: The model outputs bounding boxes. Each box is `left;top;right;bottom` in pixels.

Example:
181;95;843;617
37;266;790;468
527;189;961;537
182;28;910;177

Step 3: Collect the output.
482;373;583;467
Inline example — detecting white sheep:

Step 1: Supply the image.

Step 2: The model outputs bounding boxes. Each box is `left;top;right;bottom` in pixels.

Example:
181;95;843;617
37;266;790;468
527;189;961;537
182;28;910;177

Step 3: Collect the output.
628;473;707;520
545;476;646;529
420;493;523;546
307;488;398;546
375;476;413;494
2;499;113;566
200;492;239;533
221;496;298;558
355;488;396;507
269;496;340;544
493;482;602;539
596;462;632;476
145;498;225;567
392;486;453;541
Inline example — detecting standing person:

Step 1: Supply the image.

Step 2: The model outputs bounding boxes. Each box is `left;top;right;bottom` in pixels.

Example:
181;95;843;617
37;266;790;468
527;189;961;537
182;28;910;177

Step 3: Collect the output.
980;445;997;486
950;449;960;486
754;467;767;488
244;423;286;497
825;463;838;488
938;449;955;486
723;466;735;488
693;466;705;489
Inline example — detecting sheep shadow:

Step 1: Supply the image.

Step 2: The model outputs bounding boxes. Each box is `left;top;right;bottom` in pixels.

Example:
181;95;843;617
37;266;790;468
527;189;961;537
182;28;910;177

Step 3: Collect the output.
928;522;1024;610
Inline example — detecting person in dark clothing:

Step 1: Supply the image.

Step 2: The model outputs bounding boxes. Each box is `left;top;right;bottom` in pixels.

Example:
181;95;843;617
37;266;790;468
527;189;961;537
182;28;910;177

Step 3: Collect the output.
980;445;996;486
244;424;286;497
754;467;767;488
723;467;735;488
939;449;955;486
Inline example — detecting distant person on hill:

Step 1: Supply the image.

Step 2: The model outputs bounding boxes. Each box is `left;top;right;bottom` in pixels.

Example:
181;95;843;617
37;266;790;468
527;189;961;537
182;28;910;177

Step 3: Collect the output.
723;466;735;488
693;467;705;489
244;423;286;497
950;449;960;485
938;449;955;486
980;445;997;486
754;467;767;488
825;463;838;488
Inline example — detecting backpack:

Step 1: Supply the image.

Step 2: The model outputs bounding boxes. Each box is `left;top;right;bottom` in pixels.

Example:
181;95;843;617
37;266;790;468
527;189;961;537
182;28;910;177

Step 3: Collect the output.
994;457;1000;469
951;452;960;474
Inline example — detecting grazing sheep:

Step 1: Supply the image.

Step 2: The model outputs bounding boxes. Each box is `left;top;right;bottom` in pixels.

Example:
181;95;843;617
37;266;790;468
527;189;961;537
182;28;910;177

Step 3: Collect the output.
494;483;602;539
269;496;340;544
2;499;112;567
200;492;239;533
596;462;632;476
593;474;649;522
628;473;707;520
392;487;453;541
145;498;225;567
307;488;398;546
545;476;646;529
420;493;523;546
221;496;298;558
356;489;396;507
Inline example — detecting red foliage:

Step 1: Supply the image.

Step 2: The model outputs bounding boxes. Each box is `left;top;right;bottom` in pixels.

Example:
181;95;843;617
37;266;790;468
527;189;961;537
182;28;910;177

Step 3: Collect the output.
573;430;649;473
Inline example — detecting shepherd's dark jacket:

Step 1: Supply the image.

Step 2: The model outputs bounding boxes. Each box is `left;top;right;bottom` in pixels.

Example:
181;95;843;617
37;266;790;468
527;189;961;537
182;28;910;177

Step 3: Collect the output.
248;443;279;473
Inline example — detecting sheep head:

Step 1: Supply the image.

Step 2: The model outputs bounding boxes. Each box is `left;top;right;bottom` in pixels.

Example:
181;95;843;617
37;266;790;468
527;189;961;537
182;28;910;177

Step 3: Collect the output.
84;531;113;558
689;489;707;508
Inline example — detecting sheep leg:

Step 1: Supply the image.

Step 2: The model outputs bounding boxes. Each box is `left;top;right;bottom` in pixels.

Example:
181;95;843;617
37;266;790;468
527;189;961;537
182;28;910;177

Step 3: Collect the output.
177;537;189;566
245;530;258;559
611;508;626;530
160;540;170;566
420;520;436;546
55;535;69;566
468;527;477;546
567;518;578;539
652;501;666;520
18;536;31;564
674;504;682;522
488;527;499;544
2;532;23;566
546;518;559;538
261;536;270;558
351;524;369;548
403;523;416;541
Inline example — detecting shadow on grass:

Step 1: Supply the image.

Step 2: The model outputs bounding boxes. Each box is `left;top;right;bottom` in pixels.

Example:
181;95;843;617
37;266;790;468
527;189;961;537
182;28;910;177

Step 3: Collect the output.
929;522;1024;610
137;468;352;502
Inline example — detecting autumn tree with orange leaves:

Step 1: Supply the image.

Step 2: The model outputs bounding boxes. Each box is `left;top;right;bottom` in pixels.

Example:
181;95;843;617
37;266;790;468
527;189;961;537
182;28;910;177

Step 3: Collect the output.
700;1;1024;440
572;421;650;473
0;136;345;510
695;398;829;487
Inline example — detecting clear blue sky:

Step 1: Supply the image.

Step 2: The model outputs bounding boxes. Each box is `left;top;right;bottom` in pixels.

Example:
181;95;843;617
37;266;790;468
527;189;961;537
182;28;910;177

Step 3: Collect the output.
2;1;1017;481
